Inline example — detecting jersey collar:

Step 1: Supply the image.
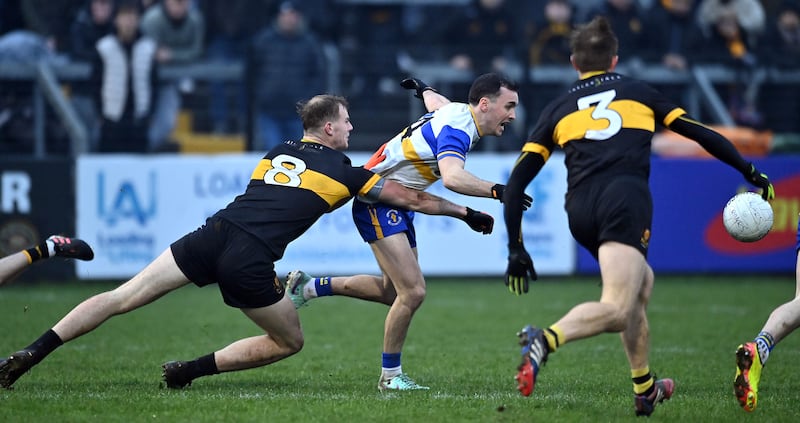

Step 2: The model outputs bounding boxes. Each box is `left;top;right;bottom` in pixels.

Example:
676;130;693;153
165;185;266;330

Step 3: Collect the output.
578;71;607;80
468;105;484;137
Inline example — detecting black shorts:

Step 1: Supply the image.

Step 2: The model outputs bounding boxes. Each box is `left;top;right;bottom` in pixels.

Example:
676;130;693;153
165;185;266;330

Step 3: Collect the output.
565;175;652;259
171;217;285;308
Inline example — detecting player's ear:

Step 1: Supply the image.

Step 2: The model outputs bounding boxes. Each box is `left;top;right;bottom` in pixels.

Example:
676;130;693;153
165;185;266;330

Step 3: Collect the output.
480;96;490;112
609;55;619;71
324;122;333;136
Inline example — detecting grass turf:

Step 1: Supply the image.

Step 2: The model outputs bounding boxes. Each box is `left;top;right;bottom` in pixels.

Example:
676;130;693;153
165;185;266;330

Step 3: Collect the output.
1;275;798;422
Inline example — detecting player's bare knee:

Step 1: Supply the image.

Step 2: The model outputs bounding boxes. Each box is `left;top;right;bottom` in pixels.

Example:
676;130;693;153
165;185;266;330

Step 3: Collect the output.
277;330;304;354
287;334;304;354
404;286;426;309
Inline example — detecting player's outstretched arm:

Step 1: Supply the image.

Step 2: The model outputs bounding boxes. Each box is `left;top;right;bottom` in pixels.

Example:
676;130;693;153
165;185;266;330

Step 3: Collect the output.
376;179;494;234
437;157;533;208
438;156;494;196
668;116;775;200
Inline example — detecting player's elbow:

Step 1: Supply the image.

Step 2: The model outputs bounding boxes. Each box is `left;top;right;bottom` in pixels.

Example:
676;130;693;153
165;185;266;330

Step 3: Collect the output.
440;174;460;192
426;98;450;112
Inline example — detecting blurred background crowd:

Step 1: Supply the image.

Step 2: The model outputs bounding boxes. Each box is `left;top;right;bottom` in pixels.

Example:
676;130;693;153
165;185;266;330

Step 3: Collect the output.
0;0;798;154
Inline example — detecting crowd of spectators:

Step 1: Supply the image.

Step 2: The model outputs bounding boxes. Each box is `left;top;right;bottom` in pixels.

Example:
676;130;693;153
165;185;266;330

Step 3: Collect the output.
0;0;798;154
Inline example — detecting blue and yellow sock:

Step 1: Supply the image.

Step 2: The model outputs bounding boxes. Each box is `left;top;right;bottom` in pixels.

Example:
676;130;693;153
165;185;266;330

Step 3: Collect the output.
314;277;333;297
754;331;775;365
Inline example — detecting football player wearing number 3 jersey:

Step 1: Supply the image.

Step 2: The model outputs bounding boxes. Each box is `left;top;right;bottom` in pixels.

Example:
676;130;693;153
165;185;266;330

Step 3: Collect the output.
286;73;532;391
502;17;774;416
0;95;494;390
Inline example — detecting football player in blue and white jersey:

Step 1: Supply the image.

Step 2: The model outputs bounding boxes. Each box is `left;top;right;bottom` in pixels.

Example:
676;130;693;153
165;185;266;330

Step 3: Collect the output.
733;213;800;412
286;73;531;391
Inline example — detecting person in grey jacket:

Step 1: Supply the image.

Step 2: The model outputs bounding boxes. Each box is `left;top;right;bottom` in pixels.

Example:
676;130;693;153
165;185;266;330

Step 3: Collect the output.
140;0;204;151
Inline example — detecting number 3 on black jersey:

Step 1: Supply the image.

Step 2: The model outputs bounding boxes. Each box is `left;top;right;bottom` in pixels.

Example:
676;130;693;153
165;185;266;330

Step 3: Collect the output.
577;89;621;141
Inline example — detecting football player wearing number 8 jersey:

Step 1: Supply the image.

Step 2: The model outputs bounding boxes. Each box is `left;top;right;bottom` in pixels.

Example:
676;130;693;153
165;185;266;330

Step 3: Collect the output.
502;17;774;416
0;95;494;390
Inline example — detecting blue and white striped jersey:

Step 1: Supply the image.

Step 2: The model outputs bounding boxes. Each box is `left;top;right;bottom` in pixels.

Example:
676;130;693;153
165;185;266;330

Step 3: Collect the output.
364;102;483;190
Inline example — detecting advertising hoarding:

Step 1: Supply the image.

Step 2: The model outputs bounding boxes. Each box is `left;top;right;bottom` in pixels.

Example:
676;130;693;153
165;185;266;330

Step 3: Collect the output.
75;153;575;279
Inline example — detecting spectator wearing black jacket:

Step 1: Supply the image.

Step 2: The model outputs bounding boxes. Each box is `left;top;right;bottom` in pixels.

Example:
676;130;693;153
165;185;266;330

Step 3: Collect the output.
640;0;698;71
758;1;800;132
247;1;325;151
69;0;115;150
199;0;271;134
440;0;522;79
20;0;83;52
759;1;800;69
582;0;649;66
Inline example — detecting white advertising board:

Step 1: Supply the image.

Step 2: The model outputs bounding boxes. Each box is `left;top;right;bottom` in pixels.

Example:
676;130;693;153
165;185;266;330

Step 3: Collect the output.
76;152;573;279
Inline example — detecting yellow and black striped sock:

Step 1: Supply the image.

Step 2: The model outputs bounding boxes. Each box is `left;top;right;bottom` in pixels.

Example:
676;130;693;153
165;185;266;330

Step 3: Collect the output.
632;367;654;396
23;242;49;264
543;325;564;352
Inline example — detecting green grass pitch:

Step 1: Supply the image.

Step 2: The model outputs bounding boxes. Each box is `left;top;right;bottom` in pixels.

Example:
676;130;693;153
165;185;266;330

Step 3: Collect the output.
1;275;799;422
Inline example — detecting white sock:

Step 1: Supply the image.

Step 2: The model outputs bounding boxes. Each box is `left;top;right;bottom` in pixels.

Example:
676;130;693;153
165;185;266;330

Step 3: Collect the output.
45;239;56;257
382;365;402;379
302;281;318;300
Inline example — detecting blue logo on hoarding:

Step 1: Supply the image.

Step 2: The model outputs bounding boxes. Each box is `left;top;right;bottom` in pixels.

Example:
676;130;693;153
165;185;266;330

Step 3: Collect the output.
98;232;155;262
98;172;157;226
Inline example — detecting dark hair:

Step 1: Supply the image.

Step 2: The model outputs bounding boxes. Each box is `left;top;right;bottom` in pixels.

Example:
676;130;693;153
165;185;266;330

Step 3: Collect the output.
115;0;142;14
296;95;349;130
779;0;800;15
569;16;618;72
467;72;518;105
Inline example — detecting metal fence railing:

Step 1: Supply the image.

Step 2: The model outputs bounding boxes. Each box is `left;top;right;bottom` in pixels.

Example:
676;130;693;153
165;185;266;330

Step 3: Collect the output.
0;42;343;156
1;55;798;157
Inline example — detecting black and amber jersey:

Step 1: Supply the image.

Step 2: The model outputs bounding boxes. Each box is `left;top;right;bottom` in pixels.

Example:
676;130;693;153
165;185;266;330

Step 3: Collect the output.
523;72;685;190
505;72;752;249
214;139;381;259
